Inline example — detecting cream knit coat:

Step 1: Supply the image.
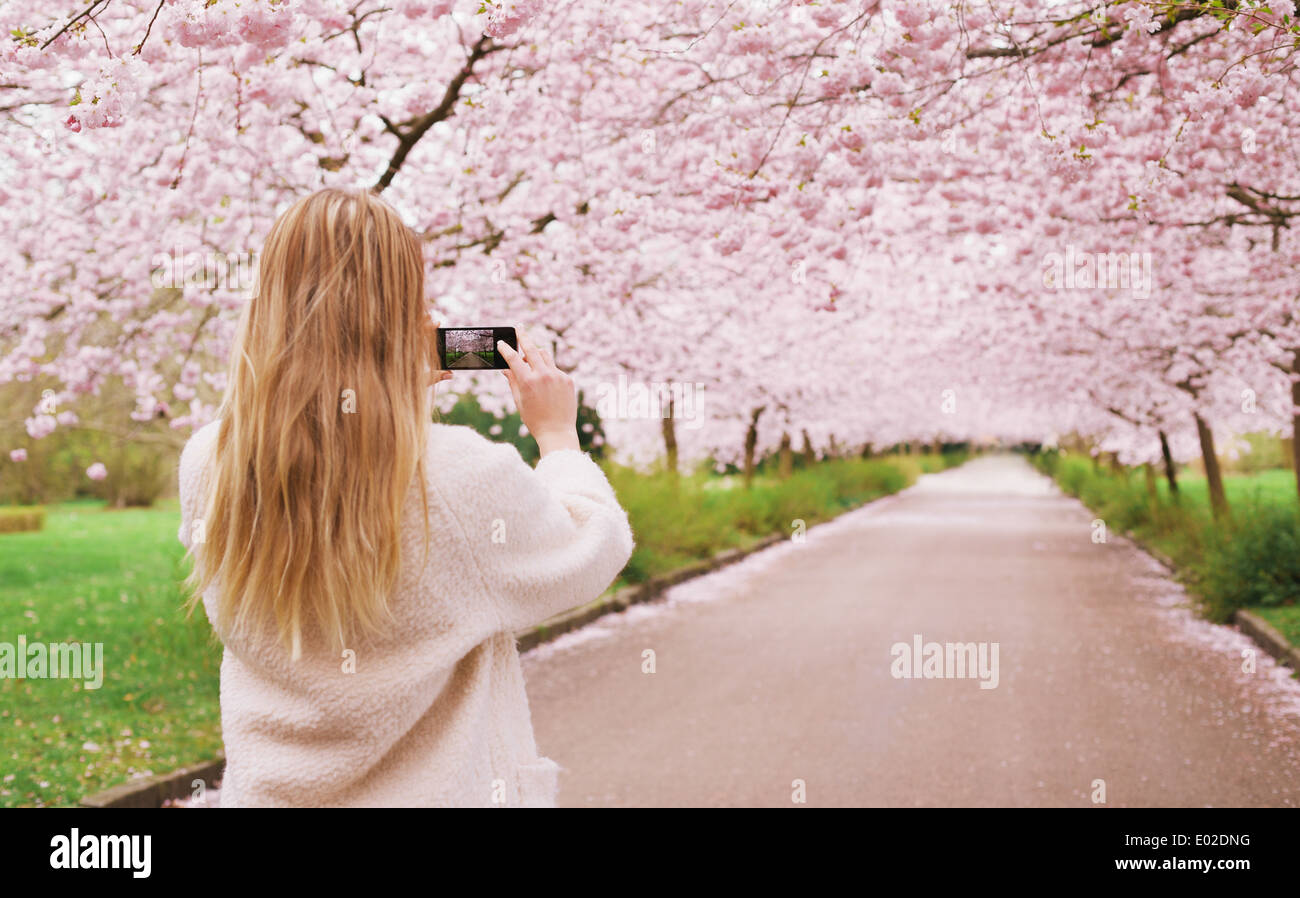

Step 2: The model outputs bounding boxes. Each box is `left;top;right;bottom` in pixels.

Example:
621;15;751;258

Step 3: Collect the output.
177;419;634;807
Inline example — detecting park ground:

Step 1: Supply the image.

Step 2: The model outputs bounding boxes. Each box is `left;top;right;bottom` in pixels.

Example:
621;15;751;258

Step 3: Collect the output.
2;450;1299;806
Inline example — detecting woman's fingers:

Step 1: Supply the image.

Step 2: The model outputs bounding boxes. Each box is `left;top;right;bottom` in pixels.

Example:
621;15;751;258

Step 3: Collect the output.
515;328;533;363
516;328;548;372
518;328;560;373
502;368;523;408
498;338;530;375
499;339;530;411
500;358;525;410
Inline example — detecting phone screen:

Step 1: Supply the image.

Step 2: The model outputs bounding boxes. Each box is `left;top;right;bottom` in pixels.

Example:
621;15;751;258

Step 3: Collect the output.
436;326;517;371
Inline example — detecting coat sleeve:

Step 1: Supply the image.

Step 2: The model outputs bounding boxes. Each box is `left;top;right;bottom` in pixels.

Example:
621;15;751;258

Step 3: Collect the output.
449;433;635;634
177;420;219;552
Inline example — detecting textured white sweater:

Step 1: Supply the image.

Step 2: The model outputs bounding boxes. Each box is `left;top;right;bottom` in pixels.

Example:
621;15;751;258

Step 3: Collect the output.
177;419;634;807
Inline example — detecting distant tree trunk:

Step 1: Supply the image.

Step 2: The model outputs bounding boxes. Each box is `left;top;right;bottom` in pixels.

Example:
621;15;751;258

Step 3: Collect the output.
801;429;815;466
828;433;840;457
861;442;874;459
743;406;764;488
1158;430;1179;501
1144;463;1158;504
662;398;677;480
1193;412;1229;520
777;432;793;478
1107;453;1125;476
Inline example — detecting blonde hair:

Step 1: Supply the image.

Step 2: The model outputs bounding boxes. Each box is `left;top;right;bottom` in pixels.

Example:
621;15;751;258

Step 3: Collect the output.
187;188;433;660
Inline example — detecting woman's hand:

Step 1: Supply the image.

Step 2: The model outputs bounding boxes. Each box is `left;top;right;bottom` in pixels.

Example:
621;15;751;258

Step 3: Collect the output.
499;329;580;457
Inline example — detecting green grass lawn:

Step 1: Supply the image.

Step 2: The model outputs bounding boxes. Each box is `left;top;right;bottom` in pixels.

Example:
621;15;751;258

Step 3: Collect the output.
1253;604;1300;650
0;500;222;807
1154;468;1298;512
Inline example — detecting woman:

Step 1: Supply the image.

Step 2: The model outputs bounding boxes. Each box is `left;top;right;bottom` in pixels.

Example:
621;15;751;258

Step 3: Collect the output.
177;188;634;807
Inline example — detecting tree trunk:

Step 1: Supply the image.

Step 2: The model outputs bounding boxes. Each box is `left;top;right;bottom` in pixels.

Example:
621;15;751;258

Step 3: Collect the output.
860;442;874;459
801;429;815;466
1144;463;1158;504
1158;429;1179;501
1193;412;1229;520
743;406;764;489
777;432;793;479
661;398;678;480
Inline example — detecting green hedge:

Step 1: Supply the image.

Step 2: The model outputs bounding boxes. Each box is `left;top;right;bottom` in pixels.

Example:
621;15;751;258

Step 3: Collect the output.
1198;504;1300;620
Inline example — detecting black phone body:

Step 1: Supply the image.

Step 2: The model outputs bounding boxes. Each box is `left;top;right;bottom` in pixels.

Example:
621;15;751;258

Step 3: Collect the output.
436;326;517;371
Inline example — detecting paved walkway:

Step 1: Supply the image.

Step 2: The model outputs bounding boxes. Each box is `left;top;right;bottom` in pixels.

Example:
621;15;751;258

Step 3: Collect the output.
522;455;1300;807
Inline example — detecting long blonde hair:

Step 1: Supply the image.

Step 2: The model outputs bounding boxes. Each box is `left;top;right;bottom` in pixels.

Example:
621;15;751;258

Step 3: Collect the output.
187;188;433;660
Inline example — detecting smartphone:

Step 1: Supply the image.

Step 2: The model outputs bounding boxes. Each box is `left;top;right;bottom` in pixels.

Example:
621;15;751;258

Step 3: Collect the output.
436;326;517;371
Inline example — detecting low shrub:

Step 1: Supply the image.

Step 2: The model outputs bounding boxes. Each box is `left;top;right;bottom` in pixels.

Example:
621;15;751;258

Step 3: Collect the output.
0;506;45;534
1197;502;1300;622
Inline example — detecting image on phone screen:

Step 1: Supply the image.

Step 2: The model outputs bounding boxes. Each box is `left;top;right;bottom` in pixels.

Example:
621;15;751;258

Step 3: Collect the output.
437;326;516;370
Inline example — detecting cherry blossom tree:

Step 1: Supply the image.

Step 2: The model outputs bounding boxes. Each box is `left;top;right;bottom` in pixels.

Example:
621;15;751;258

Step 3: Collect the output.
2;0;1298;494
